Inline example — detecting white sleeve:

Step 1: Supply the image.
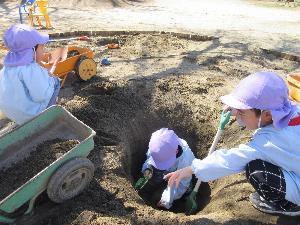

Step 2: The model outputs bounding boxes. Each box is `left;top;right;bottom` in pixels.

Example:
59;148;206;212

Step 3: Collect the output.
191;144;262;182
159;180;191;209
141;149;152;172
160;145;195;208
21;65;55;103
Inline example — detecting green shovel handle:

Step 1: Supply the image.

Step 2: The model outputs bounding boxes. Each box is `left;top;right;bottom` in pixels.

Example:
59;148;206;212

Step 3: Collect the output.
218;111;231;130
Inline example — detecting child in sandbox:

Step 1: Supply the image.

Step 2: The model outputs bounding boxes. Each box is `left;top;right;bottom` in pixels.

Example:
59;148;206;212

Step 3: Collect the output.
138;128;195;209
165;71;300;216
0;24;60;125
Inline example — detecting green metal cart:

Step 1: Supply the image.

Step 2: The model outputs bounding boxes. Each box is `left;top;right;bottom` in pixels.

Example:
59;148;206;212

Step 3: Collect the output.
0;105;96;224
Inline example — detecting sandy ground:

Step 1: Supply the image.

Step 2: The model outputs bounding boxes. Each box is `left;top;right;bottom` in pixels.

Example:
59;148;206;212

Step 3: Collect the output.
0;0;300;57
0;1;300;225
4;33;298;225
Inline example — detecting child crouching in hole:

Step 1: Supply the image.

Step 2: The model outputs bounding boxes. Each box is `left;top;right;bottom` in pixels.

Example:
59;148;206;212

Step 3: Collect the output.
138;128;195;209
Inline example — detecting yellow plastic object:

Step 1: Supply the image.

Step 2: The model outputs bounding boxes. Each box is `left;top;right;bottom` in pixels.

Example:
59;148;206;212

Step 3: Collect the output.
76;57;97;81
40;46;96;86
287;74;300;103
28;0;52;29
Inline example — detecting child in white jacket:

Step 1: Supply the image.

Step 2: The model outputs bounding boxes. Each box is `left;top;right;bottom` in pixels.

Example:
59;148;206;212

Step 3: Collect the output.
0;24;60;125
140;128;195;209
165;72;300;216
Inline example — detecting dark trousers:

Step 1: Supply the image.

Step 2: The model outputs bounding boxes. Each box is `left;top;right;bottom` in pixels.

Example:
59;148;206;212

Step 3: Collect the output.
138;167;167;206
246;159;298;210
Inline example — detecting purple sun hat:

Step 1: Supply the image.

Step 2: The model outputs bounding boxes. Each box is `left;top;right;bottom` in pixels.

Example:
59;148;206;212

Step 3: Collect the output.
148;128;180;170
220;71;298;129
3;24;49;67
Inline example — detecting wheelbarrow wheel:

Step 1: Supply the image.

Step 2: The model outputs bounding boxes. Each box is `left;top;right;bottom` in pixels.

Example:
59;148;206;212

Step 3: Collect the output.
47;157;95;203
75;56;97;81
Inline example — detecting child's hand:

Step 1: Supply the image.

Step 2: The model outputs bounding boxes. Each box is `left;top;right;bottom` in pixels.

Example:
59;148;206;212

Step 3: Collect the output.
164;166;193;188
157;200;166;209
143;168;152;178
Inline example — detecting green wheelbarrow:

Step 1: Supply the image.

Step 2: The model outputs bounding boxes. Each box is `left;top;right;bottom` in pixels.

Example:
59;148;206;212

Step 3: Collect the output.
0;106;96;224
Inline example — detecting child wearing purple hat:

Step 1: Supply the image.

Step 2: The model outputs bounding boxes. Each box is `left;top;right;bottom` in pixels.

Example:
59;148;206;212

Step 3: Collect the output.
139;128;195;209
0;24;60;125
165;72;300;216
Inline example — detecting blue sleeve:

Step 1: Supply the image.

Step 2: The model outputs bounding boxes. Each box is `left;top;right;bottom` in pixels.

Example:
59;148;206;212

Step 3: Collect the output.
191;144;262;182
160;144;195;208
21;64;55;103
141;149;152;172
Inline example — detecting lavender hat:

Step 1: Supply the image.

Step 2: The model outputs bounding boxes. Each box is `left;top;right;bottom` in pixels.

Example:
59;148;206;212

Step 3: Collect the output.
221;71;298;129
3;24;49;67
148;128;180;170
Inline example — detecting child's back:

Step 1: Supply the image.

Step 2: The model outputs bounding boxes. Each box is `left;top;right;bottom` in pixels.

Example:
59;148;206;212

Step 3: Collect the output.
140;128;195;209
0;63;56;124
0;24;60;125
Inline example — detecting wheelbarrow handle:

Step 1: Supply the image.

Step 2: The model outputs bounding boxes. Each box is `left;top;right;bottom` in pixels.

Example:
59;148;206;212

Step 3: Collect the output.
49;36;90;42
49;57;62;74
49;64;57;74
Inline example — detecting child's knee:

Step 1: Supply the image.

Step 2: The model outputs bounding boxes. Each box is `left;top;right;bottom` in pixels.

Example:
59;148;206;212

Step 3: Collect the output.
246;159;284;187
246;159;268;186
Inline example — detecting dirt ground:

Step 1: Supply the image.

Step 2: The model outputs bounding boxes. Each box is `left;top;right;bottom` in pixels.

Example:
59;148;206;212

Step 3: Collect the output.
5;33;297;225
0;0;300;225
1;0;300;56
0;139;79;201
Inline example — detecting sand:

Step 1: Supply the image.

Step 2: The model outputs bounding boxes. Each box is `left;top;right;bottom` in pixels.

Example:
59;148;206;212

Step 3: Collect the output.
8;32;299;225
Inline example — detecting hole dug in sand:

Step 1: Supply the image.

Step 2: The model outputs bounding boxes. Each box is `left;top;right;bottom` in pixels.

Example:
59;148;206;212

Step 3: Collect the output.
64;77;242;225
121;110;212;214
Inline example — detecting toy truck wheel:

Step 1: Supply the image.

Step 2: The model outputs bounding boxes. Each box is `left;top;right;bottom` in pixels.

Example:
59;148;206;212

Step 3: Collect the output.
47;158;94;203
75;56;97;81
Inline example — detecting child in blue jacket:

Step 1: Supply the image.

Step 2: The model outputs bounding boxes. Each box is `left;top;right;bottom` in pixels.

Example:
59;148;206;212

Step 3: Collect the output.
165;72;300;216
140;128;195;209
0;24;60;125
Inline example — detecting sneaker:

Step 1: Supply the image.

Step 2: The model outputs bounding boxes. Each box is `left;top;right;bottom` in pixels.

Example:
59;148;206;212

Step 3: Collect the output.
249;192;300;216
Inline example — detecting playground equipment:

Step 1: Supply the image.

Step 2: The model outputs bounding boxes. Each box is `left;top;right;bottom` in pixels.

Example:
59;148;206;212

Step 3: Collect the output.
18;0;35;24
40;46;97;86
18;0;52;29
287;74;300;103
0;106;96;224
